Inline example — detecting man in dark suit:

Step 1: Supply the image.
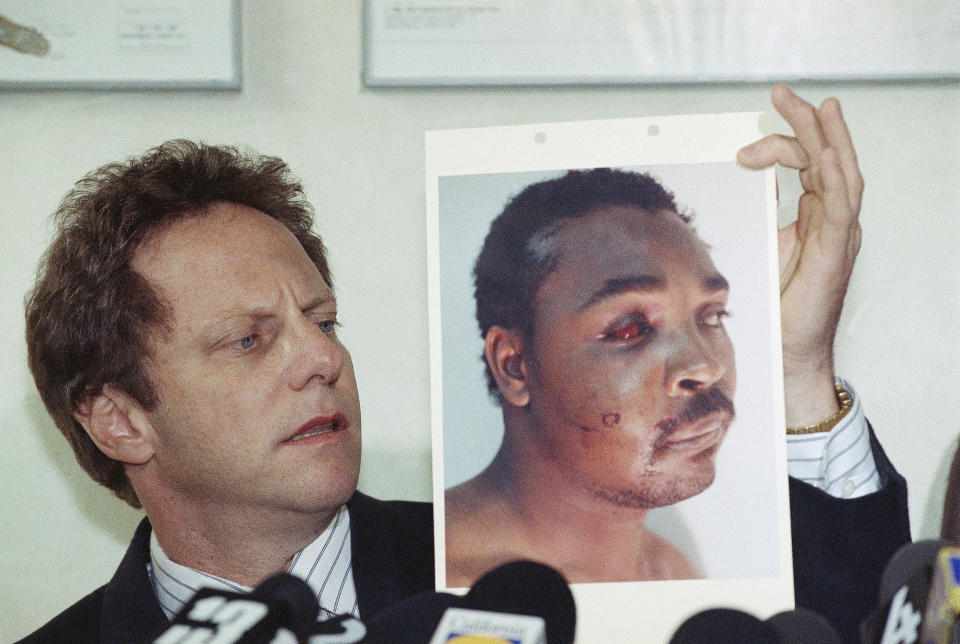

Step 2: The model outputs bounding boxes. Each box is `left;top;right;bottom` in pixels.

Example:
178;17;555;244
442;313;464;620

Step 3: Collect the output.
20;85;907;643
20;140;434;642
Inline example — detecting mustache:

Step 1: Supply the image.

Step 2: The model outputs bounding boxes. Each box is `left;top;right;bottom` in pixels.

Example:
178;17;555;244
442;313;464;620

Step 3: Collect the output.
656;388;735;435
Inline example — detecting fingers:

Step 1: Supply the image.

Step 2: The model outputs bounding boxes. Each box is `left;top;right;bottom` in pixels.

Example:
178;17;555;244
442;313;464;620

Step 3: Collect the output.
737;134;808;169
738;84;863;215
738;85;827;170
771;84;828;162
816;98;864;212
796;149;861;263
818;148;858;233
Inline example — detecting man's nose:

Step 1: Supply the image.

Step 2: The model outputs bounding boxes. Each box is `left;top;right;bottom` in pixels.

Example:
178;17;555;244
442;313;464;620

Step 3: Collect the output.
285;316;343;390
664;330;726;397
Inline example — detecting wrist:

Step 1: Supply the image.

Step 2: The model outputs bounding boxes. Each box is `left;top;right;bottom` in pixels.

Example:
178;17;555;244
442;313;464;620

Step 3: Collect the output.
782;365;838;427
786;383;852;434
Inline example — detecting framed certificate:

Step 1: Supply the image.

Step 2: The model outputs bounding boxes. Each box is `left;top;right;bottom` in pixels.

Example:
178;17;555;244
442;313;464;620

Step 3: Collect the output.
366;0;959;86
0;1;240;89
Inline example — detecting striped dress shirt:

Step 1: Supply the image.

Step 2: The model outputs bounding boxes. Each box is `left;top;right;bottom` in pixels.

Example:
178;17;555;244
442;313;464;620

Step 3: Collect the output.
148;504;358;622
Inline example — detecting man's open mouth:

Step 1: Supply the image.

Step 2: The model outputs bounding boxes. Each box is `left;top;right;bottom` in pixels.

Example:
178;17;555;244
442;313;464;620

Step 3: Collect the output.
283;415;345;443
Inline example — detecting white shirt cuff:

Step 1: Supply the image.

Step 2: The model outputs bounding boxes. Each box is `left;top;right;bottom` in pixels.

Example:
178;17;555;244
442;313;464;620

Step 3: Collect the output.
786;378;880;499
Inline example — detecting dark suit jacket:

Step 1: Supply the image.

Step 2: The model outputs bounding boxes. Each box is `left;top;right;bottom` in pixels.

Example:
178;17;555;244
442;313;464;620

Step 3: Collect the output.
791;427;910;643
17;491;434;643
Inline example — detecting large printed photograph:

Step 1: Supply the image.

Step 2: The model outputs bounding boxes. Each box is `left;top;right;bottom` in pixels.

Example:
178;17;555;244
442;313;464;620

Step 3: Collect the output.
426;113;792;642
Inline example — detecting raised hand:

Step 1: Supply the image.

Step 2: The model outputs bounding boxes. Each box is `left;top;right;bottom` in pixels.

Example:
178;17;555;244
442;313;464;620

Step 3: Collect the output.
738;84;864;426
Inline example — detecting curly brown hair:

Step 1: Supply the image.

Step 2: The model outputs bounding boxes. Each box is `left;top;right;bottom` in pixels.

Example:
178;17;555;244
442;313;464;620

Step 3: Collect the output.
24;140;330;508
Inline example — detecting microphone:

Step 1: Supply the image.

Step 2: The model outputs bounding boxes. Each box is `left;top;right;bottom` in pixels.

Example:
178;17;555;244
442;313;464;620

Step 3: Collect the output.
669;606;842;643
153;572;320;643
365;560;576;644
860;539;950;644
308;614;368;643
427;608;549;644
766;608;842;644
919;546;960;644
361;589;460;643
465;560;576;644
669;608;778;643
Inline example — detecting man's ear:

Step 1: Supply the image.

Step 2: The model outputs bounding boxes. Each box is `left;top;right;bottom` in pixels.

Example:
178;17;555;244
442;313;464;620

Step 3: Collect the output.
73;385;155;465
484;326;530;407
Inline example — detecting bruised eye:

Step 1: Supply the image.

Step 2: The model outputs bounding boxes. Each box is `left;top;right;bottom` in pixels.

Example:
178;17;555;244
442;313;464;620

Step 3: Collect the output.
602;316;653;342
701;310;731;328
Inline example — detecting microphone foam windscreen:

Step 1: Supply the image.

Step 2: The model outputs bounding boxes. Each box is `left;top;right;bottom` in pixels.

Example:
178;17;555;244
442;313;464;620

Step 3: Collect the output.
250;572;320;635
878;540;950;604
364;590;462;643
766;607;841;644
669;608;778;644
466;560;576;644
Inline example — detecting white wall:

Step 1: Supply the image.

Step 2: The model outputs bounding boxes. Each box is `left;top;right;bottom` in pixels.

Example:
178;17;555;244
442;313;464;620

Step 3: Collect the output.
1;3;957;640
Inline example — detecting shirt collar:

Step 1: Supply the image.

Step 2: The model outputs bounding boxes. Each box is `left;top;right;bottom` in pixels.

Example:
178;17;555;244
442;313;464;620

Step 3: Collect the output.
148;505;358;621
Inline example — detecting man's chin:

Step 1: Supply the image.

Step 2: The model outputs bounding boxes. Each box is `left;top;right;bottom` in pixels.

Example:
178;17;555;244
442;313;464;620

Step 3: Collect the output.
596;469;717;509
278;461;360;514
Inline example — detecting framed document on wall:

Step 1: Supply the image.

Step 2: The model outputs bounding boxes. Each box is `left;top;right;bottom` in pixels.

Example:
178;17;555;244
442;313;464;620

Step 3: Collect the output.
0;1;240;89
366;0;959;86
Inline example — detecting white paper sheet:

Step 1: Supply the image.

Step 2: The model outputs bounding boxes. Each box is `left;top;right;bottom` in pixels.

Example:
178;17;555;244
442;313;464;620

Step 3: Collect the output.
426;111;790;642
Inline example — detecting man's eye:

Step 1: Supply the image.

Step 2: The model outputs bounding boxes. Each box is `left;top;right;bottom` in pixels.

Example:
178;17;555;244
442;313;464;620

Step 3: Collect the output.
234;334;258;350
603;319;653;342
701;310;731;328
317;320;337;334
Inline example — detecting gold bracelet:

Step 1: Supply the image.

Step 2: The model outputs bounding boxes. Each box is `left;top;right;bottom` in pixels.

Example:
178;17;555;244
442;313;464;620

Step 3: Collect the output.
786;383;852;435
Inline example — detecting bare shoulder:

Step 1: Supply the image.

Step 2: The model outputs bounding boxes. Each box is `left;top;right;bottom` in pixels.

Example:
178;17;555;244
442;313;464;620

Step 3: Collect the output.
444;481;523;587
645;532;700;580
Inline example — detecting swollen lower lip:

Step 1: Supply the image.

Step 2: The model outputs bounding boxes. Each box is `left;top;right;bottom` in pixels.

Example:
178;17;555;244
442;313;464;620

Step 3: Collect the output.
663;426;724;450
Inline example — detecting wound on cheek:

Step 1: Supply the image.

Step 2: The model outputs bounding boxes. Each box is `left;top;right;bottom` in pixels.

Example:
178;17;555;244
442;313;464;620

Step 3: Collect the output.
601;412;621;427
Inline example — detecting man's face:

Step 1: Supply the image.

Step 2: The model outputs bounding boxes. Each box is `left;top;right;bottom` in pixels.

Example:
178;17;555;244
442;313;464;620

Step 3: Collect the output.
130;203;361;518
523;205;735;509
